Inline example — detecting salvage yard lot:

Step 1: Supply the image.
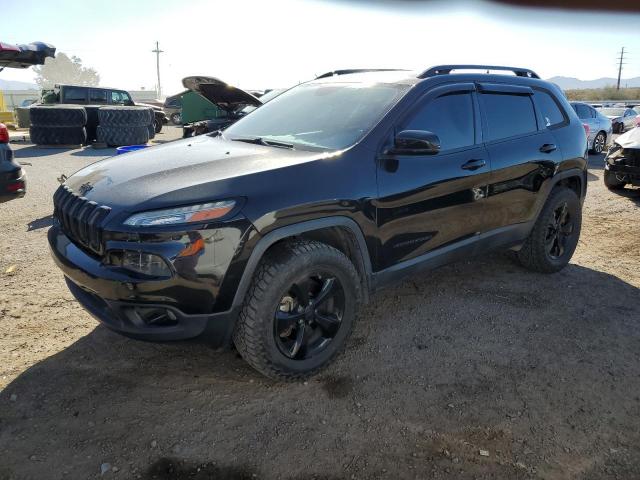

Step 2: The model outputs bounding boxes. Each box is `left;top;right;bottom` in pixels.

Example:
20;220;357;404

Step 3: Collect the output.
1;131;640;479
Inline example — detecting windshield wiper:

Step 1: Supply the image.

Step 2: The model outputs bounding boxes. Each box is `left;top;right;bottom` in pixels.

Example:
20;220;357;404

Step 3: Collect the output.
229;136;294;149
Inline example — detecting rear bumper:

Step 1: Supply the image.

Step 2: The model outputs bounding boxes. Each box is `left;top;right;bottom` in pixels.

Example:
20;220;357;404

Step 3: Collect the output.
48;225;239;345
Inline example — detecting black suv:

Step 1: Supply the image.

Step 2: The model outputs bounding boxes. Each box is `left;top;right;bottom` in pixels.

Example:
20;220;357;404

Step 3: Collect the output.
49;65;587;379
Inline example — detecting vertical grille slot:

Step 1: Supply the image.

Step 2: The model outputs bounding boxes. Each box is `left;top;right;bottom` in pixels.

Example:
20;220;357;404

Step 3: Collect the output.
53;185;111;255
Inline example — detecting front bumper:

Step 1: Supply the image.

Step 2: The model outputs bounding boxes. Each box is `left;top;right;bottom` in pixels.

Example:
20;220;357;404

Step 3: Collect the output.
48;224;241;344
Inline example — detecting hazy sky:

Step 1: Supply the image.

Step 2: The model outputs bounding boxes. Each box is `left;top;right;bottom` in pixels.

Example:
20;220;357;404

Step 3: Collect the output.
3;0;640;96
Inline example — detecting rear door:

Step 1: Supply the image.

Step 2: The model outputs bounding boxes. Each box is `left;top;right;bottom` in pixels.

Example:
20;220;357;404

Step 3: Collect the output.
375;83;490;269
573;103;596;143
479;84;564;231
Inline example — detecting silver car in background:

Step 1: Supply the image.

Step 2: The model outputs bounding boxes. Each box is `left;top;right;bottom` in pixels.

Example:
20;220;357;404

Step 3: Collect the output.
597;107;638;134
570;102;612;154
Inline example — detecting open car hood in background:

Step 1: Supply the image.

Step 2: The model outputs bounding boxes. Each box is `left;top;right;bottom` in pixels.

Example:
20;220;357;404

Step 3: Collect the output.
614;128;640;149
182;76;262;112
0;41;56;68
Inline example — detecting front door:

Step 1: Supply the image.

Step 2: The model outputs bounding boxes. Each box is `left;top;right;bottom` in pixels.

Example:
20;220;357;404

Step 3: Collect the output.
375;83;490;269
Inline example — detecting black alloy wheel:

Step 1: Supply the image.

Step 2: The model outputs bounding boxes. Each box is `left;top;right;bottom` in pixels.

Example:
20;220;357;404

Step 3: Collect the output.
545;202;574;260
274;273;345;360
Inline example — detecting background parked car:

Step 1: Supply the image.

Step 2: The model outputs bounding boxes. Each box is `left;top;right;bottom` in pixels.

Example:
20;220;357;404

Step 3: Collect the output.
597;106;638;134
163;93;183;125
570;102;612;154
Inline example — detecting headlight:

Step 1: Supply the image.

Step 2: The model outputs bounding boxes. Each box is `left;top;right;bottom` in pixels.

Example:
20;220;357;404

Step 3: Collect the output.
123;200;236;227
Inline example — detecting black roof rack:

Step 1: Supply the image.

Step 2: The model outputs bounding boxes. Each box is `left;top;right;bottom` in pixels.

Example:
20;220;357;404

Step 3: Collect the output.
315;68;408;79
418;65;540;79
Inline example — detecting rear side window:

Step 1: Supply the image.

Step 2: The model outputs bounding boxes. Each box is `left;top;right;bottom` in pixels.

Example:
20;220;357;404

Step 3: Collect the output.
573;103;592;120
89;89;107;103
534;91;566;127
481;93;537;142
403;93;475;151
63;86;87;102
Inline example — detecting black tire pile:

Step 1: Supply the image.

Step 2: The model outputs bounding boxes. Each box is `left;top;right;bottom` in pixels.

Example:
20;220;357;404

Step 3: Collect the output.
97;106;153;146
29;105;87;145
28;104;155;147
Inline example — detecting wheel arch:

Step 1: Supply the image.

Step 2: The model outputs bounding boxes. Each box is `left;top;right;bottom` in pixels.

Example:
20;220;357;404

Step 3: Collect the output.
230;217;373;311
531;167;586;225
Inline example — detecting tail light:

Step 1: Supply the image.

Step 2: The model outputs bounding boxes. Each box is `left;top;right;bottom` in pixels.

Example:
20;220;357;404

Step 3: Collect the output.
6;181;25;193
0;123;8;144
582;123;590;138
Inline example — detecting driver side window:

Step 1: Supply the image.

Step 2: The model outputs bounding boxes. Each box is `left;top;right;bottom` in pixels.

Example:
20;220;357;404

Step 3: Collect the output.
402;93;475;152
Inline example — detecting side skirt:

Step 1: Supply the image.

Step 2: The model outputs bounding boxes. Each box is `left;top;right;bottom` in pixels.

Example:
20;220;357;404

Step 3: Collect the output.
371;222;533;291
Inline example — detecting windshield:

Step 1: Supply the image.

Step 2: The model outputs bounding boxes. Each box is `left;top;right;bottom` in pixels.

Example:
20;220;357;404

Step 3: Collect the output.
224;82;407;150
599;108;625;116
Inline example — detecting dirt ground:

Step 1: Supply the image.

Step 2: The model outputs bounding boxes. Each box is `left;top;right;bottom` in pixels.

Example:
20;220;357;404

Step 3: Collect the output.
1;129;639;480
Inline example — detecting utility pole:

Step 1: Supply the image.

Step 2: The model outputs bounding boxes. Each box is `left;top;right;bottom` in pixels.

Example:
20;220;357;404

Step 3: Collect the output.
152;41;164;97
616;47;626;91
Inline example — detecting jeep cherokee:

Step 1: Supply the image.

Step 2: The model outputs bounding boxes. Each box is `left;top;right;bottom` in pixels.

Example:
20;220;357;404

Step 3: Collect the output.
48;65;588;379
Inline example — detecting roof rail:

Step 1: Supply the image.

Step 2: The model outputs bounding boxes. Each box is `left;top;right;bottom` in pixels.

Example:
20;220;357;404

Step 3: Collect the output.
418;65;540;79
315;68;408;79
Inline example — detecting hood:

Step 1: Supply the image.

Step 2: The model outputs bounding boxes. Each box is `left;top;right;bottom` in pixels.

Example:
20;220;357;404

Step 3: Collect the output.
182;76;262;113
614;127;640;149
0;41;55;68
606;115;622;121
64;134;324;213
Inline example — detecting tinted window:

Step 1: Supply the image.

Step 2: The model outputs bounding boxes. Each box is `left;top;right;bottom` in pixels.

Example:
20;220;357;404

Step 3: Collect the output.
89;89;107;103
626;109;637;117
403;93;475;151
535;91;565;127
63;86;86;102
573;103;591;120
481;93;537;141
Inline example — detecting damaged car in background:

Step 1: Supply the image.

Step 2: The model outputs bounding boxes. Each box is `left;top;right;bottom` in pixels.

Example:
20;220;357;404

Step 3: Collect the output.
181;76;284;137
604;128;640;191
0;40;56;202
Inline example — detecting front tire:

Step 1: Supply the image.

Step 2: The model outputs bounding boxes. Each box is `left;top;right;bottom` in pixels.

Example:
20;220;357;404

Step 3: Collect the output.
233;240;360;380
517;187;582;273
170;112;181;125
604;169;626;190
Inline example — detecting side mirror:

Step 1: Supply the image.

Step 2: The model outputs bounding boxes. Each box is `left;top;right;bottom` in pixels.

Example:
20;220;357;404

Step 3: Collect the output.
391;130;440;155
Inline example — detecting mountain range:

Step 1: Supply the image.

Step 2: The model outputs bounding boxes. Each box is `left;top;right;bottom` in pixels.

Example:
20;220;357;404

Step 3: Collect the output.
0;79;38;90
547;76;640;90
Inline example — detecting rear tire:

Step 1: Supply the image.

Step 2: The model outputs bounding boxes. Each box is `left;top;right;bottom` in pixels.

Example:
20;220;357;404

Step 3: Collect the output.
517;187;581;273
233;240;360;380
591;131;606;154
603;169;626;190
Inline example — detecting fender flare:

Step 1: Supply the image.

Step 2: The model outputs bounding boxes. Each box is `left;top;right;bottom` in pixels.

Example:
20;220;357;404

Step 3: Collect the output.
532;167;587;218
230;216;373;310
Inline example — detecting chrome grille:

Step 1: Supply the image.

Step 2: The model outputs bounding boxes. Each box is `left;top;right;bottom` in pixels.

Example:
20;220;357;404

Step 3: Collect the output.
53;185;111;255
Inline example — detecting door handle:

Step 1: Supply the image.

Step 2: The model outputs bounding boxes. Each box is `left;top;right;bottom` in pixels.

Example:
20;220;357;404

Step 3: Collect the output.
461;159;486;171
539;143;557;154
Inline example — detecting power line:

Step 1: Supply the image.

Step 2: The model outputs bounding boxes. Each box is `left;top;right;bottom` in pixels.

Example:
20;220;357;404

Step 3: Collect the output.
152;41;164;98
616;47;627;90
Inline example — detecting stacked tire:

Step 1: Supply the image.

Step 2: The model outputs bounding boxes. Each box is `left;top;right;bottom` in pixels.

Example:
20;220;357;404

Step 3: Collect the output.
29;105;87;145
97;107;152;147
